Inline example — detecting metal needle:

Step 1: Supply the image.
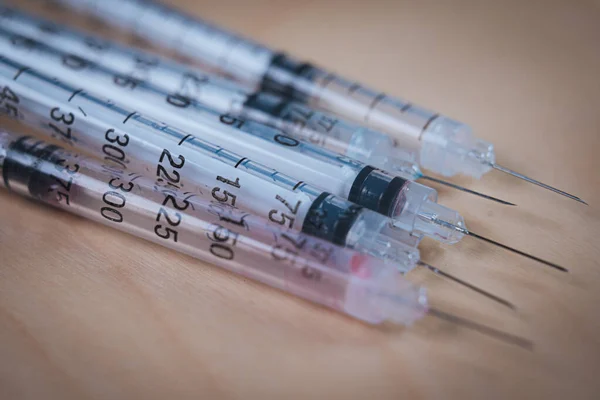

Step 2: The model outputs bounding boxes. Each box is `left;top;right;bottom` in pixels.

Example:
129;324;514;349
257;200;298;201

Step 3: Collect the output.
427;308;533;349
490;163;587;205
428;217;568;273
420;174;516;206
417;261;516;310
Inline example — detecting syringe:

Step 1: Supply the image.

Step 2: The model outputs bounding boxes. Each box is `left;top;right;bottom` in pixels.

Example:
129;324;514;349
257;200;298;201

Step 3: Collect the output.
0;53;568;273
0;129;532;347
0;57;534;308
0;5;512;206
0;28;464;246
0;30;569;273
56;0;584;203
0;55;422;267
0;128;427;325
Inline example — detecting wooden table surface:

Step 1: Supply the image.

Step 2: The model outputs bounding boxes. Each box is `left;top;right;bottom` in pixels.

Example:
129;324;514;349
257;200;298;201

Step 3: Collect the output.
1;1;600;398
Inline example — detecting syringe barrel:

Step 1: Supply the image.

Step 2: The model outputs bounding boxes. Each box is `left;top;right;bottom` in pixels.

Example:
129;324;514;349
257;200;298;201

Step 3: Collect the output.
269;65;495;178
0;29;438;245
0;46;455;246
0;4;245;94
0;29;463;244
0;28;359;198
0;130;428;325
0;5;423;177
240;92;418;175
0;56;423;267
61;0;274;85
56;0;495;178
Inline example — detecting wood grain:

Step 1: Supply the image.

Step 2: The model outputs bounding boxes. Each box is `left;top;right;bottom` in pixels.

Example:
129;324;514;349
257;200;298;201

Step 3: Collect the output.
1;1;599;398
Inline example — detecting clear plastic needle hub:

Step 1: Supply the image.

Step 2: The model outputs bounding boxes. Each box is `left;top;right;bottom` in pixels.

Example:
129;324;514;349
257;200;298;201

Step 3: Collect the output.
54;0;584;204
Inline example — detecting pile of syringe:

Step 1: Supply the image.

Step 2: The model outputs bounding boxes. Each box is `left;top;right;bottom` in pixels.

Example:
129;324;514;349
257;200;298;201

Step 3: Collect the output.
0;0;585;348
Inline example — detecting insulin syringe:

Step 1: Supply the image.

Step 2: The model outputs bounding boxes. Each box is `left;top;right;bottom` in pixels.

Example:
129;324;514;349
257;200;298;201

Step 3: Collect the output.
0;58;519;309
0;130;531;347
0;34;568;272
0;28;468;246
0;5;511;205
0;53;567;273
0;55;426;267
0;128;428;325
57;0;584;203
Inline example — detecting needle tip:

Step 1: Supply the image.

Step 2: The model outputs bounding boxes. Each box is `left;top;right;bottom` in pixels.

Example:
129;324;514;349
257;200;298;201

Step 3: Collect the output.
466;230;569;273
491;163;587;205
428;308;534;350
426;218;569;273
552;264;570;273
417;261;517;310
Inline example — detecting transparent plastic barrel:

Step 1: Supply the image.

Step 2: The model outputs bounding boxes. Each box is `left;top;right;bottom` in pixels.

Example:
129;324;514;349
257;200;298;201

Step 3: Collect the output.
0;55;424;267
0;8;422;178
56;0;496;178
0;32;465;245
0;130;429;325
